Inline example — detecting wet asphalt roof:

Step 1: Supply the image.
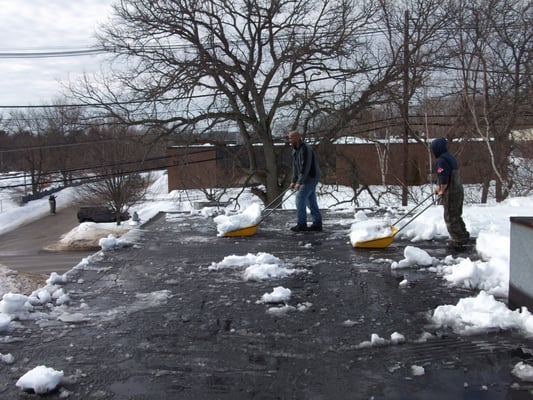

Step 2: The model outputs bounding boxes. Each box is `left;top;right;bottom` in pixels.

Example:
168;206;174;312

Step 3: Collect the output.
1;209;533;399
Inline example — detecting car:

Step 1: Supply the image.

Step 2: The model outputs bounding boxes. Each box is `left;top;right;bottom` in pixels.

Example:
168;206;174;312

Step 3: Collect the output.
77;206;130;223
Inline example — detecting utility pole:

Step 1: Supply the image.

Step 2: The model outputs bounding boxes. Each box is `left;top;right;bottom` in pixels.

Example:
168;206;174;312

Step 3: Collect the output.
401;10;410;206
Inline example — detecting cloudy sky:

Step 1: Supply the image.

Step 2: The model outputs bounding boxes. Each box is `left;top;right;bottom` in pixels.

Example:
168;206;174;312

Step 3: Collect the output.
0;0;114;107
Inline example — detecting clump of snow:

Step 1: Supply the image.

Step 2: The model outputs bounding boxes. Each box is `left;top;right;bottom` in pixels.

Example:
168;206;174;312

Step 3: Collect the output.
209;252;298;282
209;252;282;270
512;362;533;382
391;246;434;269
0;313;11;331
297;302;312;312
0;293;31;315
46;272;68;285
266;304;296;316
358;333;389;348
28;285;70;307
57;312;89;323
357;332;406;348
360;334;382;348
260;286;292;303
342;319;358;327
98;234;131;250
243;264;296;281
0;274;72;331
349;211;393;246
411;365;425;376
213;203;262;236
440;256;509;297
28;288;51;305
47;223;130;251
430;291;533;336
16;365;63;394
0;353;14;364
390;331;406;344
392;205;445;241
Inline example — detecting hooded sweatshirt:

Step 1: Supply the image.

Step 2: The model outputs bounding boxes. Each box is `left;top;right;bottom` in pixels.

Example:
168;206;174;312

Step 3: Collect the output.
431;137;459;183
431;137;462;194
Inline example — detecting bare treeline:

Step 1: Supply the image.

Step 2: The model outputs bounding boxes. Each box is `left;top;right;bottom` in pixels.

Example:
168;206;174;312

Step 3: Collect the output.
0;104;168;199
1;0;532;205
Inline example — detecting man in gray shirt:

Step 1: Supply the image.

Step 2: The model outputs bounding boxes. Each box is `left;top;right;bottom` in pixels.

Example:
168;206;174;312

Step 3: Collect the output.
288;130;323;232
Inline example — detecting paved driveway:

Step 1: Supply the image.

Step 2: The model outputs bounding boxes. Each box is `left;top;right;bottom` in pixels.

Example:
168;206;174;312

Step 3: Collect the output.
0;205;95;275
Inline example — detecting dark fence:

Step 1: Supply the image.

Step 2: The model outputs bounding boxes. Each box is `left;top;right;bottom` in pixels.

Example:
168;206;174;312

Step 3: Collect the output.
20;186;64;204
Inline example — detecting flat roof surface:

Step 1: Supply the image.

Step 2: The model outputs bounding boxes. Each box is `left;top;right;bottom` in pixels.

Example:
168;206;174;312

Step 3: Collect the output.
2;210;532;399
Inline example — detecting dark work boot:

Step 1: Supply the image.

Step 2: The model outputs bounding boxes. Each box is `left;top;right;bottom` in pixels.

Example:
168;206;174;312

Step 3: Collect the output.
290;224;308;232
449;237;472;252
308;223;323;232
452;241;466;252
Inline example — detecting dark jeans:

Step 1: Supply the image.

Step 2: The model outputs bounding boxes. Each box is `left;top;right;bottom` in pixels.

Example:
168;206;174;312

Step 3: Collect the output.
295;178;322;226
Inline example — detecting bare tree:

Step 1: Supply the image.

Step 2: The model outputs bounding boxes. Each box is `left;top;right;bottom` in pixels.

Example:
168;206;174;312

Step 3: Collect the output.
448;0;533;202
375;0;456;204
71;0;388;204
80;125;152;225
0;128;12;172
42;99;86;187
5;110;49;195
308;0;458;205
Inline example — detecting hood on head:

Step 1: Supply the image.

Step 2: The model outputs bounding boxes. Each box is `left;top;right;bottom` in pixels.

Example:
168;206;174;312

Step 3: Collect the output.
430;137;448;157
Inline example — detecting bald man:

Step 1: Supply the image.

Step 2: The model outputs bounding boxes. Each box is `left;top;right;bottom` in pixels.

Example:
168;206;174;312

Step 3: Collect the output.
288;130;323;232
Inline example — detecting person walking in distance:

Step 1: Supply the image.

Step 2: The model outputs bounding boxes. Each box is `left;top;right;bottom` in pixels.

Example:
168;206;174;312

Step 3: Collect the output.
430;137;470;250
48;195;56;214
288;130;322;232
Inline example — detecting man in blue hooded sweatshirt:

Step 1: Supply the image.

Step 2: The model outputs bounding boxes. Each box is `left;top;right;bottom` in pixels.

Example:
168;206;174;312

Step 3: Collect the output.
431;137;470;250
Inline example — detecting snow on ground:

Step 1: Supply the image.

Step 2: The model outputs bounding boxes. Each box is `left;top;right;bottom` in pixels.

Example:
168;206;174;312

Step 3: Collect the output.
2;170;533;392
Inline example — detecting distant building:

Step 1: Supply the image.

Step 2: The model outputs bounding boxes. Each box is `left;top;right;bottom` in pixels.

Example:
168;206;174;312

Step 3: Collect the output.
167;138;530;191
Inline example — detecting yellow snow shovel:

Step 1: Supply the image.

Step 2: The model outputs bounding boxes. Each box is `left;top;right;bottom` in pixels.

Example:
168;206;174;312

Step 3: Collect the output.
223;188;294;237
354;194;437;249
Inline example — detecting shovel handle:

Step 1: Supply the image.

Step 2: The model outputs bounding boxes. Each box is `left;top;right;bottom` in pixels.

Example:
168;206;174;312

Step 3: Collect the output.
263;187;291;210
395;196;438;235
260;189;295;223
391;192;435;227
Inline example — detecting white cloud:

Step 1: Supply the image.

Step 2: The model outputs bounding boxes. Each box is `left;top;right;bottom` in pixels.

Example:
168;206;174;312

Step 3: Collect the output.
0;0;114;105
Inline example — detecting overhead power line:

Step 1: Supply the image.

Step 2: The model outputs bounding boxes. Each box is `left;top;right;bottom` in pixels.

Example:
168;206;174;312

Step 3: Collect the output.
0;147;219;183
0;150;222;190
0;138;117;154
0;48;109;58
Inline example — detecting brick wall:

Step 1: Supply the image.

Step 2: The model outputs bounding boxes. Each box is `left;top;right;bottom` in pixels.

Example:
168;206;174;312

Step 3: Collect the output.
167;141;507;191
332;141;495;186
167;147;218;190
